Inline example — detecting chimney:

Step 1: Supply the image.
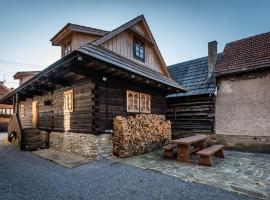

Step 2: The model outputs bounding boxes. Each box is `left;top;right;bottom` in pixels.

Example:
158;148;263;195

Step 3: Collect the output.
208;41;217;75
0;81;4;86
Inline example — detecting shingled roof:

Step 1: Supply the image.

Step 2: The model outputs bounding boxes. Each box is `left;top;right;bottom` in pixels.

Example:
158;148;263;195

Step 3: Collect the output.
0;82;11;99
215;31;270;76
167;54;222;97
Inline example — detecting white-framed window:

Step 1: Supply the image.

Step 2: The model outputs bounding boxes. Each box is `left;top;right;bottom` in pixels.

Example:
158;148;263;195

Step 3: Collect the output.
20;104;25;117
64;90;73;112
0;109;2;114
140;93;151;113
64;41;72;56
126;90;151;113
126;90;140;112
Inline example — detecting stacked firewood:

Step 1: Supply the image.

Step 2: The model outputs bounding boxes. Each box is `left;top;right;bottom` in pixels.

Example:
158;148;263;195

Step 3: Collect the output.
113;114;171;158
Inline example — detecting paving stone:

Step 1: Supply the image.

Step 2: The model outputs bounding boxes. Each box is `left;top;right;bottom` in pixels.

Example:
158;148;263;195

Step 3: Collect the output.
114;149;270;199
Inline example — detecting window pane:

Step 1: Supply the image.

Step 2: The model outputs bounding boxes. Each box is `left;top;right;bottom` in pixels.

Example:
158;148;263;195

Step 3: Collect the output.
134;93;139;111
134;39;145;60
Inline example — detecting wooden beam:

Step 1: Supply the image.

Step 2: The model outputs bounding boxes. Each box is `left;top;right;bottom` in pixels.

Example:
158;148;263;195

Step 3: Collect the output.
127;27;153;45
47;77;71;86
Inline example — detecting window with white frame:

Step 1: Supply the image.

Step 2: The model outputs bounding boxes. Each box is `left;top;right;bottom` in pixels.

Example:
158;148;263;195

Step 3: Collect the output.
64;90;73;112
126;90;139;112
20;105;25;117
140;93;151;113
126;90;151;113
63;41;72;56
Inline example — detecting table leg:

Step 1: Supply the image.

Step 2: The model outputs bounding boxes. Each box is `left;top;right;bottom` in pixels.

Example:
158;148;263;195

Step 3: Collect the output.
194;140;205;151
177;144;191;163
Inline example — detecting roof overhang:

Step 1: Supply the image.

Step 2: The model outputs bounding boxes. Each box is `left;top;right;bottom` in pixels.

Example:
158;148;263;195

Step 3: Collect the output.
50;23;109;46
0;46;186;104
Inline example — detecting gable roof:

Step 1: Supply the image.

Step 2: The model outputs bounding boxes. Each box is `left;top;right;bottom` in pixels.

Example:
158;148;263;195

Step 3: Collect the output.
51;23;109;45
78;44;184;90
1;44;185;104
0;83;11;96
92;15;171;78
215;31;270;76
167;53;222;98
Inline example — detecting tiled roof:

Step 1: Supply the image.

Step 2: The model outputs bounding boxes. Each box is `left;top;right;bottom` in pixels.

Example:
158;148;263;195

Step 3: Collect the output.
0;84;11;96
215;31;270;76
167;54;222;97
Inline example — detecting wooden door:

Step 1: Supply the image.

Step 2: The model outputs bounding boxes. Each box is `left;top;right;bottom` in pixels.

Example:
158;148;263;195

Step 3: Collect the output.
32;101;39;128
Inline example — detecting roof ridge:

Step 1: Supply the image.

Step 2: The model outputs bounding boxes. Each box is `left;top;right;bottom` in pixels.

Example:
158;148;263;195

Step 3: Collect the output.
92;15;144;45
225;31;270;46
168;53;222;69
67;23;110;33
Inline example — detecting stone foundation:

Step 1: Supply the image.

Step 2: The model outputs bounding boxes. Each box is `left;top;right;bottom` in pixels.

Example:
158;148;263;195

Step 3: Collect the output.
49;132;112;159
113;114;171;158
217;134;270;153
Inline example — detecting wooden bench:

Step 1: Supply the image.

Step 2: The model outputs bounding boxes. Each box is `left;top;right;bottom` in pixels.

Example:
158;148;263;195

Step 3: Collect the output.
162;143;177;158
197;145;225;166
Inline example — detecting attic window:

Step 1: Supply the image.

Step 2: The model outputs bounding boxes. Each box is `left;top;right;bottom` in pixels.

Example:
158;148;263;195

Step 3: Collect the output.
64;41;71;56
133;38;145;62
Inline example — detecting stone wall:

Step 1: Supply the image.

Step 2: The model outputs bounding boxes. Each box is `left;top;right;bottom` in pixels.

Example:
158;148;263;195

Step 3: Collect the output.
113;114;171;158
49;132;112;159
215;71;270;150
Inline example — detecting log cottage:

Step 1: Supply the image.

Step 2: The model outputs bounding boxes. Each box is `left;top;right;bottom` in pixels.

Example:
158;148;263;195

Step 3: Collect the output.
166;41;222;136
0;15;185;158
215;32;270;152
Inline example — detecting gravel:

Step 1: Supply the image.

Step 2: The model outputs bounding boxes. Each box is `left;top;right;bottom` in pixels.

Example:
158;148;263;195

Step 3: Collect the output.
0;142;256;200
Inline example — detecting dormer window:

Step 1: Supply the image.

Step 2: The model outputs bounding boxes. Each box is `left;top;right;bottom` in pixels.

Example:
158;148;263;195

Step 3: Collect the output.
133;38;145;62
64;41;71;56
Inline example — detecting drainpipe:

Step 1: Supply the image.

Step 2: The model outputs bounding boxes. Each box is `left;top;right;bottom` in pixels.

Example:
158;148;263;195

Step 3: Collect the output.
102;77;108;130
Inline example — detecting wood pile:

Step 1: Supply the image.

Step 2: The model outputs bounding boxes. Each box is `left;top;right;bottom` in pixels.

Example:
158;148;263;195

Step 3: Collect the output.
113;114;171;158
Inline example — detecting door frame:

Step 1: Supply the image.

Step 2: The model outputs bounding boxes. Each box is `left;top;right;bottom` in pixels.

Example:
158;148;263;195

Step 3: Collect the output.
32;101;39;128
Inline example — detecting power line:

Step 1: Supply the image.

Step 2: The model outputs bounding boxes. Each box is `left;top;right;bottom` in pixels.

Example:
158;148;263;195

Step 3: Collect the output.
0;59;42;68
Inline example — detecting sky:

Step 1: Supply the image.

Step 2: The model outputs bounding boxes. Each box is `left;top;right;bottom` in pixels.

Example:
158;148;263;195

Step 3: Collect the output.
0;0;270;88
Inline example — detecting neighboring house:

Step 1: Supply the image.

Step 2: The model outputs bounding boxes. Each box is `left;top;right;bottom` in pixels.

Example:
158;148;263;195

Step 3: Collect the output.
166;41;221;135
0;15;185;155
0;81;13;132
14;71;40;86
215;32;270;152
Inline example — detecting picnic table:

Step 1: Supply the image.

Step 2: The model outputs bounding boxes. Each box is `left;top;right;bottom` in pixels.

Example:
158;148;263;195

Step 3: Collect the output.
170;135;209;163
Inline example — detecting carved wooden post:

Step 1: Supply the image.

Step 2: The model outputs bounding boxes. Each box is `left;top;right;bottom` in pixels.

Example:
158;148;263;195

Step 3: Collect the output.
15;93;19;114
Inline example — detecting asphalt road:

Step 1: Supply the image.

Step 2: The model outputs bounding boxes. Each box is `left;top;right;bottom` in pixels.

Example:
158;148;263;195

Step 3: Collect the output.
0;132;7;140
0;141;256;200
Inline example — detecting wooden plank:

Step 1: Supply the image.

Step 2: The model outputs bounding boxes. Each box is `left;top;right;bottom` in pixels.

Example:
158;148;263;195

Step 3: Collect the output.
171;135;209;145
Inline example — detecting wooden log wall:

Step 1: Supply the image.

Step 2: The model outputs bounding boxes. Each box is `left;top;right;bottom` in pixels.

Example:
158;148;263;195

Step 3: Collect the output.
166;94;215;135
19;99;32;128
18;75;167;135
51;80;94;133
94;77;167;133
19;79;94;133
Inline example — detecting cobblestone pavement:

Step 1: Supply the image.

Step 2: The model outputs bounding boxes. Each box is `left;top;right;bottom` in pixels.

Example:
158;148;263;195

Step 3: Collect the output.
0;141;256;200
114;150;270;199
